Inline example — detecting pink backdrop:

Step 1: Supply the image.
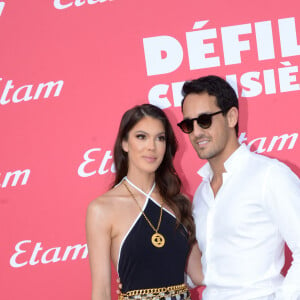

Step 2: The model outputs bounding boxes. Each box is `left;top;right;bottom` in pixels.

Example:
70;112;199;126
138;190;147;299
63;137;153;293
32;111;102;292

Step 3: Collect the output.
1;0;300;299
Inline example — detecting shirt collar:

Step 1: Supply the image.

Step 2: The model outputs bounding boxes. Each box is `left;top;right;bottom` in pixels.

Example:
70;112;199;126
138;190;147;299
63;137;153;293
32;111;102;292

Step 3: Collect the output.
198;162;213;181
198;143;249;179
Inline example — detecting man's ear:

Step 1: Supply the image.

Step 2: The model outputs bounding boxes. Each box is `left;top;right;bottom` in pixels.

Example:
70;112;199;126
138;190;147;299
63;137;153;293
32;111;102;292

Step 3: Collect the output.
227;107;238;129
122;139;128;152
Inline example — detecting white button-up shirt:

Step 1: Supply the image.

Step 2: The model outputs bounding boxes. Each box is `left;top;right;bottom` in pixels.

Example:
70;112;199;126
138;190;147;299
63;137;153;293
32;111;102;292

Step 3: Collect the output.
193;144;300;300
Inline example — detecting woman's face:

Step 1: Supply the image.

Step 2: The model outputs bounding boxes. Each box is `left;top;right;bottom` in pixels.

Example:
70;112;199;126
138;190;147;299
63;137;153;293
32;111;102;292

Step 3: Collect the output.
122;116;166;176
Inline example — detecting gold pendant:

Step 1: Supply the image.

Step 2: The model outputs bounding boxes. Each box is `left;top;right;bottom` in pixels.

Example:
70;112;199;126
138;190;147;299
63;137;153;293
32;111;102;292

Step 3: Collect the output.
151;233;165;248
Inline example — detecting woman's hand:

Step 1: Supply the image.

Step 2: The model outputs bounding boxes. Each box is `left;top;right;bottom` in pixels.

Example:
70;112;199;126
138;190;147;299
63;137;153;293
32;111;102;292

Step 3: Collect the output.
116;277;123;295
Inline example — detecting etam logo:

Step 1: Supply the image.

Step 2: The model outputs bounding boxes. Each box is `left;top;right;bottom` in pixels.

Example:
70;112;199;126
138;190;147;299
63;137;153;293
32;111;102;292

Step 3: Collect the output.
0;78;64;106
10;240;88;268
53;0;112;10
0;169;30;188
77;132;298;178
239;132;298;153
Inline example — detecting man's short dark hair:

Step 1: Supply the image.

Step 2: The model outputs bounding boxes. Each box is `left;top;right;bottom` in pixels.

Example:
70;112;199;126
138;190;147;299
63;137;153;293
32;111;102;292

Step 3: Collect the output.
181;75;239;135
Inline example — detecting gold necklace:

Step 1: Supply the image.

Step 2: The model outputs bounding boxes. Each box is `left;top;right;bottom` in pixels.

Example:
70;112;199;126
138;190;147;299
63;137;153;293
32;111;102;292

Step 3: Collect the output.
123;181;165;248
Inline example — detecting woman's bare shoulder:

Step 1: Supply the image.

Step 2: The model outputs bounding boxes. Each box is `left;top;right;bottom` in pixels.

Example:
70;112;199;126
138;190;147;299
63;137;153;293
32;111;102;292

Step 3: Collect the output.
87;185;127;218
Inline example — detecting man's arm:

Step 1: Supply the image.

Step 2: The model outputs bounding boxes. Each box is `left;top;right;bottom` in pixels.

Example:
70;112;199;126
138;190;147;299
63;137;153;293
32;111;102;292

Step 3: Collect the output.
186;242;204;287
264;161;300;299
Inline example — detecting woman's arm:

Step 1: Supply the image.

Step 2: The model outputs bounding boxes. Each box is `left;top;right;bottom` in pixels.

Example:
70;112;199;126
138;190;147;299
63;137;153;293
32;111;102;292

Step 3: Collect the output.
186;242;204;287
86;198;112;300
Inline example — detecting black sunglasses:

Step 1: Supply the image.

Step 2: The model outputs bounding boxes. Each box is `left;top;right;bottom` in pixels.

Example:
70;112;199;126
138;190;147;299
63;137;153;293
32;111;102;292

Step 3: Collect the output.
177;110;223;134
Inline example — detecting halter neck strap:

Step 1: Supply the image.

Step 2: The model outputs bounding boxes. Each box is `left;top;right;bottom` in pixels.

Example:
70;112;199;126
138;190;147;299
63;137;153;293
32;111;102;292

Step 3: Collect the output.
124;176;156;198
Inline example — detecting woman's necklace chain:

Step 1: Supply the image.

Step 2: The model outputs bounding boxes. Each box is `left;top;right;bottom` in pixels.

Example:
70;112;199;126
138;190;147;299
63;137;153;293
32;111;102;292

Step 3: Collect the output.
123;181;165;248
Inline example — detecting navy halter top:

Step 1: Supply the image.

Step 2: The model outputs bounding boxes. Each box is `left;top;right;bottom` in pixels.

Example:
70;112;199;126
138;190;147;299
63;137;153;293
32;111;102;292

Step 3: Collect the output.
117;178;190;292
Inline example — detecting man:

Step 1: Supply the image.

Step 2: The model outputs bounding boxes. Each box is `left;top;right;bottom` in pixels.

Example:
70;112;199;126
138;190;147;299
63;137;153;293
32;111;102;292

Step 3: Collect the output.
177;75;300;300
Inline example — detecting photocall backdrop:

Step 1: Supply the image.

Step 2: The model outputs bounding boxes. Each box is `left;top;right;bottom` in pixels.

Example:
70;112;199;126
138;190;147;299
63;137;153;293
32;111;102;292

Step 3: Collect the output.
1;1;300;299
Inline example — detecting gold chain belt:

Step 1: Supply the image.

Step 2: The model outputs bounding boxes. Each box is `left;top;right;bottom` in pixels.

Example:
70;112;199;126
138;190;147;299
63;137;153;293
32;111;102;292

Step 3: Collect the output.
119;283;189;300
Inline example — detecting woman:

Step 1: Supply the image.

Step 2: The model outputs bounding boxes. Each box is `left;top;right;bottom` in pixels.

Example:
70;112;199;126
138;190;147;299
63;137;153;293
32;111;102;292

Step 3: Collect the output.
86;104;203;300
